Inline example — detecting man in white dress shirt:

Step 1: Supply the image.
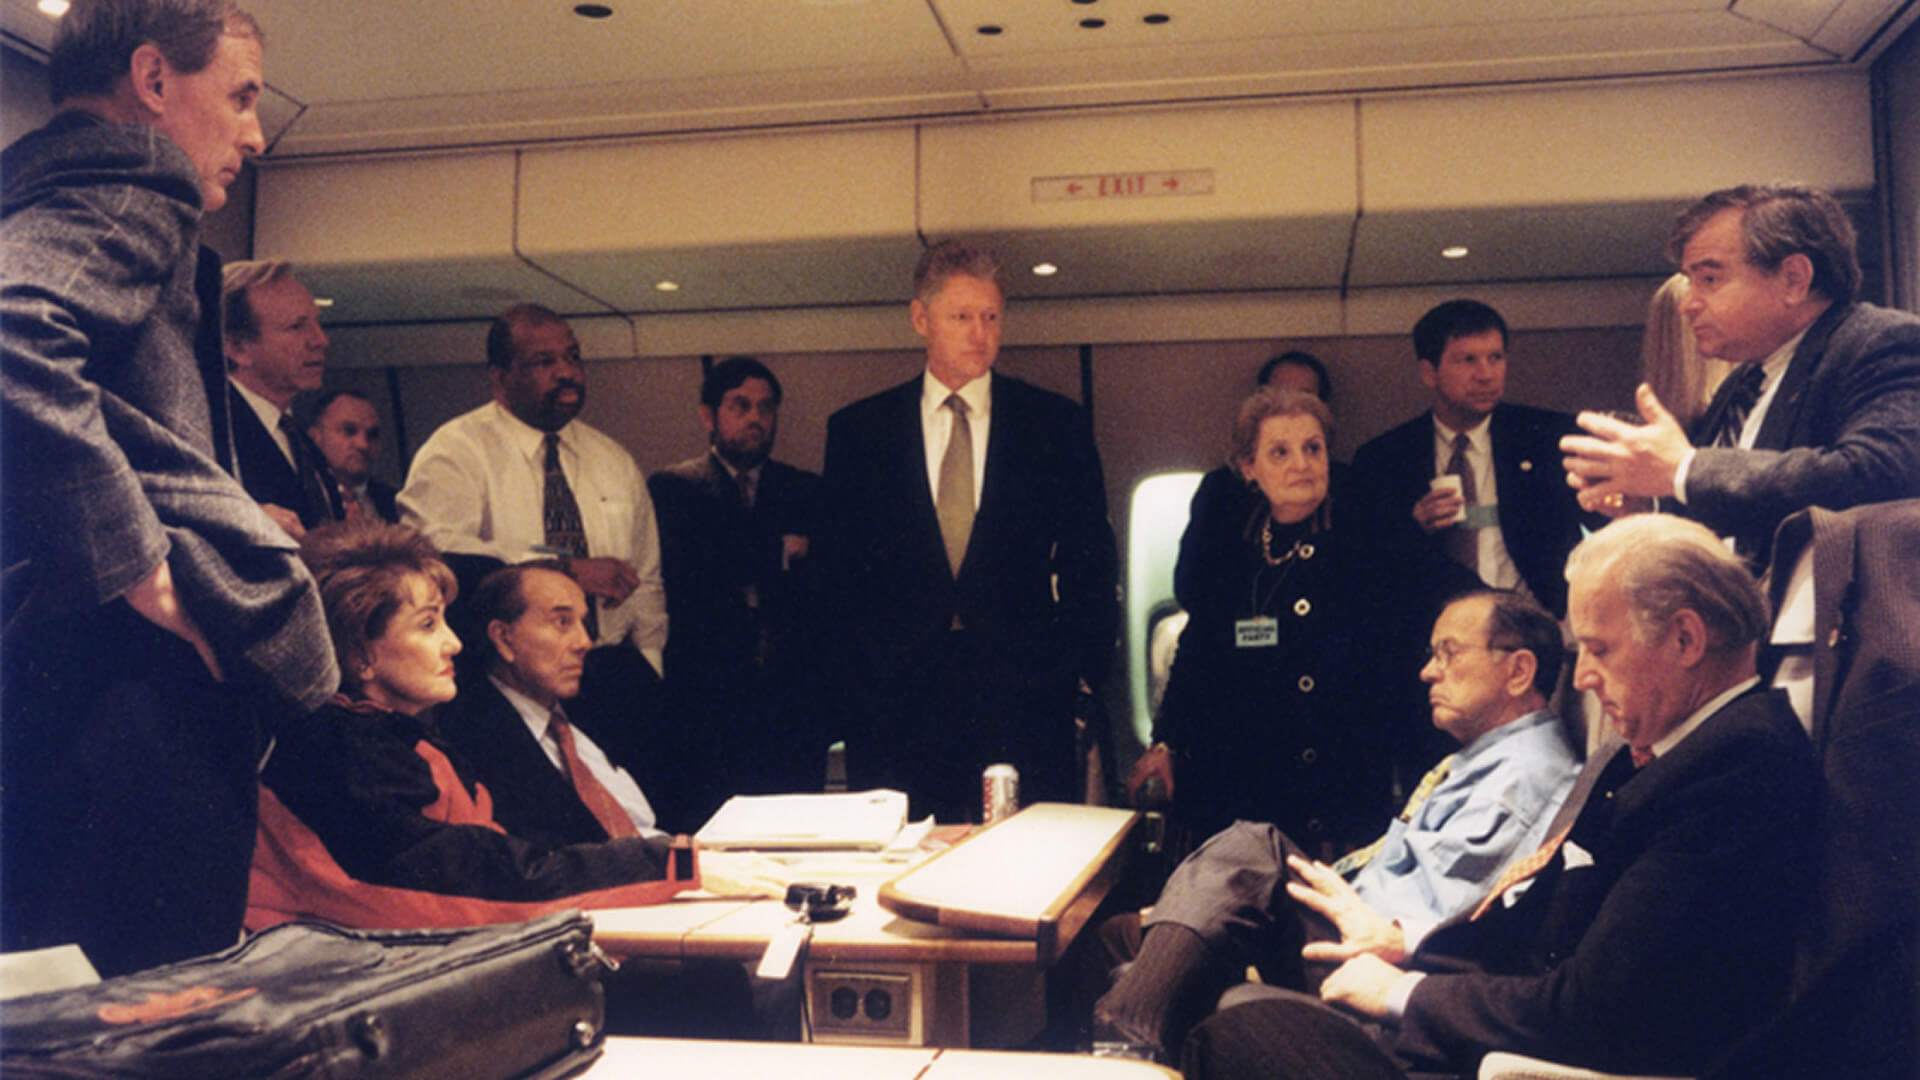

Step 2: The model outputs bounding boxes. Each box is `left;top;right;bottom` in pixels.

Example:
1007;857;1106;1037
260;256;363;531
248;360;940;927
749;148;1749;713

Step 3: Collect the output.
400;303;669;794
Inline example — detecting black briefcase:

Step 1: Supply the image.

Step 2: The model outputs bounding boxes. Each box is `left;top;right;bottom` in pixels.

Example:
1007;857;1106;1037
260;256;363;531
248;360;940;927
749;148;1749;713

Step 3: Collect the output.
0;912;608;1079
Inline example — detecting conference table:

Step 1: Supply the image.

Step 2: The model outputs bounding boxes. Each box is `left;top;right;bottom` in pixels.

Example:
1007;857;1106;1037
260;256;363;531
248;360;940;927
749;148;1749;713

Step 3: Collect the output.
591;803;1141;1048
583;1036;1180;1078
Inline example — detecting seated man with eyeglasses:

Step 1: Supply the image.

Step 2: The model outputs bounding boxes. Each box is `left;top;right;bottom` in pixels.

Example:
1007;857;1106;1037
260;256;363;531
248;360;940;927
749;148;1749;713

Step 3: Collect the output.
1093;588;1580;1060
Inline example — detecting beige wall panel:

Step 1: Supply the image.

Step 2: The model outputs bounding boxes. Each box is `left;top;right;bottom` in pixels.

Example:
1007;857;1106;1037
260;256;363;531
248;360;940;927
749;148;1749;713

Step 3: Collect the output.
255;153;519;262
517;128;919;251
919;102;1357;231
1361;72;1875;210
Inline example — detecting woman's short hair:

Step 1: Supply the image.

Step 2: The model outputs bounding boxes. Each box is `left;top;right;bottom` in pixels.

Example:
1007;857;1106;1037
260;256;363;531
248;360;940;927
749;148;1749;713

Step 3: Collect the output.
1564;514;1766;654
1229;386;1335;468
299;523;457;687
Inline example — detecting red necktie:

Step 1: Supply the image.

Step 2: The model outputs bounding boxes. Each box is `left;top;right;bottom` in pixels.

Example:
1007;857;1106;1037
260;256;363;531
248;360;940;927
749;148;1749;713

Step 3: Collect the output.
549;712;638;839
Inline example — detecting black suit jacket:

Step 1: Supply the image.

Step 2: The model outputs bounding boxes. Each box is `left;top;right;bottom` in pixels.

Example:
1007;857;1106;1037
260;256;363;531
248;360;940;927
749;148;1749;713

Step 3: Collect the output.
228;383;344;528
1395;688;1816;1078
437;680;618;850
1684;301;1920;566
820;373;1119;807
364;477;400;523
1349;402;1590;618
648;451;823;691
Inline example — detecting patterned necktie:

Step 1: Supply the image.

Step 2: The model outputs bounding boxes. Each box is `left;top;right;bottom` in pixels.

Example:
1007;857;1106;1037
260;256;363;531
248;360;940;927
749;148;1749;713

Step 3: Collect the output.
549;711;639;839
542;433;597;639
1444;432;1479;571
1470;744;1635;920
1705;364;1766;449
280;415;339;526
736;468;756;511
936;394;975;577
1333;753;1456;875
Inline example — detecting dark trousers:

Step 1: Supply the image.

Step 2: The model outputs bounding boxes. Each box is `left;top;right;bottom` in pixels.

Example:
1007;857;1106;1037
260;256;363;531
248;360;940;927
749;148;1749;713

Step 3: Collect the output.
853;629;1077;825
1183;991;1406;1080
2;602;271;976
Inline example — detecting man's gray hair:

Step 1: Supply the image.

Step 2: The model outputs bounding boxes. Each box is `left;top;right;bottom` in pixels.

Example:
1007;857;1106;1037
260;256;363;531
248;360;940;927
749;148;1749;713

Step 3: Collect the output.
1564;514;1767;654
50;0;261;106
912;240;1003;304
221;259;294;346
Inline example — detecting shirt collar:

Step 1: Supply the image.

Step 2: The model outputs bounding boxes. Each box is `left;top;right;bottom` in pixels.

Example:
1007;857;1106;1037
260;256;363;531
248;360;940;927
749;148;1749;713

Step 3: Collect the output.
491;400;572;462
489;674;560;742
708;448;760;486
231;376;288;429
1454;707;1556;766
1756;326;1808;393
1647;675;1761;760
1432;411;1492;454
922;369;992;420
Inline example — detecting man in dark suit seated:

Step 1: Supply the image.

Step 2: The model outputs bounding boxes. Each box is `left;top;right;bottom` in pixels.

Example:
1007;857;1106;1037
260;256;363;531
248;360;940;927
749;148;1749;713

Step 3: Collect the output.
221;259;345;536
648;356;826;821
1562;183;1920;568
307;388;399;523
440;563;665;846
1176;513;1817;1080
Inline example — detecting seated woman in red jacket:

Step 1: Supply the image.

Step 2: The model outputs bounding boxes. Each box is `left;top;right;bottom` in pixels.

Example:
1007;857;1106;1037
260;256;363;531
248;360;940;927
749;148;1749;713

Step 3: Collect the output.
246;522;688;930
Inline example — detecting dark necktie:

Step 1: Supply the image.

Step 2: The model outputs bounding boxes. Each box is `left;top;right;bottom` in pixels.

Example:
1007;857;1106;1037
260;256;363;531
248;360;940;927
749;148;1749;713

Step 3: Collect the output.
736;468;756;511
549;712;638;839
1444;432;1479;572
936;394;975;577
543;433;598;639
279;414;339;527
1704;364;1766;449
1470;744;1636;920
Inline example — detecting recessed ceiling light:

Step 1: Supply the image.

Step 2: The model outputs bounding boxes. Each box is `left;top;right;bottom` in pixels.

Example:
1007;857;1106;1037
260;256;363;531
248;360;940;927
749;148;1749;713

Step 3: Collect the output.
1441;245;1470;260
314;297;335;308
573;4;613;19
976;24;1003;35
654;280;681;292
1144;13;1171;25
1032;262;1059;277
1080;18;1106;28
36;0;69;15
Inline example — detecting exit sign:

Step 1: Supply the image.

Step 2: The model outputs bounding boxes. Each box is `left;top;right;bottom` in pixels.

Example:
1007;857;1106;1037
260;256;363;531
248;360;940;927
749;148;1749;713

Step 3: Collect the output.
1032;169;1215;203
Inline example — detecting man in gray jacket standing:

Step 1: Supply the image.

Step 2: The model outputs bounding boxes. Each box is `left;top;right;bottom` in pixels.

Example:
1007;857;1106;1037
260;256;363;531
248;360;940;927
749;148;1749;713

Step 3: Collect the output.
0;0;334;975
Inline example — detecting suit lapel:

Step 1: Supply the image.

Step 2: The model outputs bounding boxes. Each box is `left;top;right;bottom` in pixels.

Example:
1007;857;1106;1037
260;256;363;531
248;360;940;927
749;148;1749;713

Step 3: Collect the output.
1753;302;1849;451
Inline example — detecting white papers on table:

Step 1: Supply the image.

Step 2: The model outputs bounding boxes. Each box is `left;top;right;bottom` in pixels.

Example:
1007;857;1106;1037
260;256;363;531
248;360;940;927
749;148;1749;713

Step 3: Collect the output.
695;789;909;850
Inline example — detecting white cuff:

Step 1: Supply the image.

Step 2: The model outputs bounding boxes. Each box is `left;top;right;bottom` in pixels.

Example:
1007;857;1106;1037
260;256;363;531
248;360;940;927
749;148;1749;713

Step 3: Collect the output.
1672;448;1697;504
1386;971;1426;1023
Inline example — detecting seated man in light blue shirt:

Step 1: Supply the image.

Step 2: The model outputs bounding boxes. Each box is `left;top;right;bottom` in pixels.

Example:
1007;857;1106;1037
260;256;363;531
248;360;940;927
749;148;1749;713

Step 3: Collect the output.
441;564;665;847
1093;588;1580;1059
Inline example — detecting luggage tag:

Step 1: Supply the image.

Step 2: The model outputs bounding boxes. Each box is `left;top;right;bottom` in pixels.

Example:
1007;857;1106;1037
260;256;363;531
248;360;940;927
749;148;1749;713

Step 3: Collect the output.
756;882;854;980
1235;616;1279;648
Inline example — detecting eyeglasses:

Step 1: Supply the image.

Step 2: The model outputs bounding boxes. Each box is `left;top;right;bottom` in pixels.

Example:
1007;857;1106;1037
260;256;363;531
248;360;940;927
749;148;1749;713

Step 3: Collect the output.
1424;641;1514;670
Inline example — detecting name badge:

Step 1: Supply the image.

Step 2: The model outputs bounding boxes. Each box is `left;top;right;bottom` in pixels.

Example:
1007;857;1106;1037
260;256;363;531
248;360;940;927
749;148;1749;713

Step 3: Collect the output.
1236;617;1279;648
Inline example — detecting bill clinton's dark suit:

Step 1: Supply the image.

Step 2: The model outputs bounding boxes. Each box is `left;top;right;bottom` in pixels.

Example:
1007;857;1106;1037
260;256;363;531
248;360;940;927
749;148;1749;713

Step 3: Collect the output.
229;382;344;529
1184;687;1816;1080
1683;301;1920;567
821;373;1118;821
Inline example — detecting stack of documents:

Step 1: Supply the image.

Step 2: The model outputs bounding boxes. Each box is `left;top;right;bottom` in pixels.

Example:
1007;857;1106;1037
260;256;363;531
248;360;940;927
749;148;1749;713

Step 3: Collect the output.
694;789;910;850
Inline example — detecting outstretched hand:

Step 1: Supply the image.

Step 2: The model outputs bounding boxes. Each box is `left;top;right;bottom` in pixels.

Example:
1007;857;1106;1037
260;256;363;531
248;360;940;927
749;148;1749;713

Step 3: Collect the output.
1560;383;1692;511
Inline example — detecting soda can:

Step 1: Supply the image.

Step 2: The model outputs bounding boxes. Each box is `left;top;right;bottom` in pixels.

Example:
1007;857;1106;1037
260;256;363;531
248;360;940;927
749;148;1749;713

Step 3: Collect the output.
982;763;1020;824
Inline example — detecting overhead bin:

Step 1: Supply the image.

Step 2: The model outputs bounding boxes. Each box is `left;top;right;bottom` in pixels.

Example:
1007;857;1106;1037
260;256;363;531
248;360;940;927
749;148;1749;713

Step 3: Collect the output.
1352;72;1875;287
919;103;1358;296
250;153;599;325
516;127;922;311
